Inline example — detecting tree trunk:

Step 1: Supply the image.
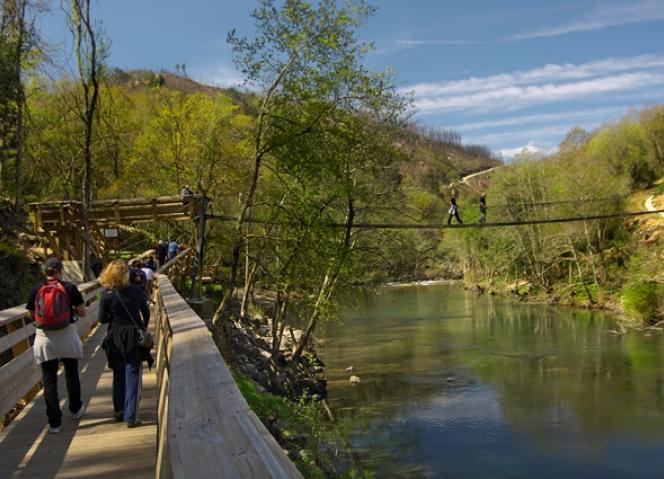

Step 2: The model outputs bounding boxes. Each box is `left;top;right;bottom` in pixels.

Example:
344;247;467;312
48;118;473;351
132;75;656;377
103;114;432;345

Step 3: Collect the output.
72;0;100;281
292;194;355;362
212;59;293;329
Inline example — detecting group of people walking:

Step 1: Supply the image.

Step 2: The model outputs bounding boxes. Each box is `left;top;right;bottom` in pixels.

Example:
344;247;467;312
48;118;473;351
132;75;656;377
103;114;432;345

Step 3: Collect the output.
447;193;488;225
25;185;193;433
155;239;181;266
26;256;153;433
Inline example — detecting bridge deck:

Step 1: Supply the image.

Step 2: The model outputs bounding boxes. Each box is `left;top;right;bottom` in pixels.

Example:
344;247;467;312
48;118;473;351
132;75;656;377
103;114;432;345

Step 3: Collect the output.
0;303;157;479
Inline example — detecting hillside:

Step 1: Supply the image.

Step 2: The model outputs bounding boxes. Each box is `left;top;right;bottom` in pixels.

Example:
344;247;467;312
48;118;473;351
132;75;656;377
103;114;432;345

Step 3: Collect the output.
105;67;501;189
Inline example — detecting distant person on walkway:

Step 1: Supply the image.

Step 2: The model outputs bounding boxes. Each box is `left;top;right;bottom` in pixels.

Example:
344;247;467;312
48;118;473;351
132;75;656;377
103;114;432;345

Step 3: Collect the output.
99;259;152;427
181;185;192;206
145;255;158;272
26;257;87;434
129;260;147;293
140;261;155;298
479;193;487;224
167;239;178;261
156;240;167;266
447;197;463;225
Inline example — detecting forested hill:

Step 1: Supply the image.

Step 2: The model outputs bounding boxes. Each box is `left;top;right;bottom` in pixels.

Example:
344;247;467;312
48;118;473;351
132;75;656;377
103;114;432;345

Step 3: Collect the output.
103;68;500;193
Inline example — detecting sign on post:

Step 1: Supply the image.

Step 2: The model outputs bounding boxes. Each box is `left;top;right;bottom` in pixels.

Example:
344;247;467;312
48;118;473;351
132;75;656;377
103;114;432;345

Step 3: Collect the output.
104;228;119;238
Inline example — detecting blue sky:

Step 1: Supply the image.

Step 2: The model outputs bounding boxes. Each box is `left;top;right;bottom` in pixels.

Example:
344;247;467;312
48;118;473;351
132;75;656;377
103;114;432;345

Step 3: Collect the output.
37;0;664;158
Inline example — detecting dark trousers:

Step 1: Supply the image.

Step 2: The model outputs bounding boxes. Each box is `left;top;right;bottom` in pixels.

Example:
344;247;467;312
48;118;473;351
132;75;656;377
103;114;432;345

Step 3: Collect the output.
447;211;463;225
41;358;82;428
112;360;142;423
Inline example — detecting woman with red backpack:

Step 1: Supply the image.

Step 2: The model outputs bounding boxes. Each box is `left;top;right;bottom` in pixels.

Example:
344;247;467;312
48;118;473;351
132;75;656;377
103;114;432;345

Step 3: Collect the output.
26;257;87;434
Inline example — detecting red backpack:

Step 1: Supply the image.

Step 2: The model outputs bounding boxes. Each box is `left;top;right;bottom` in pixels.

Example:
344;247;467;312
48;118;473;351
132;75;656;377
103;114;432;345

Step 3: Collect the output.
34;279;71;330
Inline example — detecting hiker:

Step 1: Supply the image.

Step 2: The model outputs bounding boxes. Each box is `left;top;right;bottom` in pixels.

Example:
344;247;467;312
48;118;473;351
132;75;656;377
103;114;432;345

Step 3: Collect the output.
156;240;167;266
26;257;87;434
181;185;192;206
129;260;147;291
479;193;487;224
167;239;178;261
140;261;155;298
145;255;158;272
98;259;152;427
447;197;463;225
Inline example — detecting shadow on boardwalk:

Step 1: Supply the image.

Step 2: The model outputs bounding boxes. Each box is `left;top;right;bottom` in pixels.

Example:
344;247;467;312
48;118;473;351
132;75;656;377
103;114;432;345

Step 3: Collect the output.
0;307;157;479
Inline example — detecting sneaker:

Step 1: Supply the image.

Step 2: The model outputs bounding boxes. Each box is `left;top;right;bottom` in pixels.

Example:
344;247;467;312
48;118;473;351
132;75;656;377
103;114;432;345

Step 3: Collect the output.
49;426;61;434
126;420;143;428
113;411;124;422
71;405;84;420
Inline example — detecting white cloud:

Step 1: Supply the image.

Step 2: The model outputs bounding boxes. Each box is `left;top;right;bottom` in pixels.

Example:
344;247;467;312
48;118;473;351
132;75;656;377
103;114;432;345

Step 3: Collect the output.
193;65;246;89
413;71;663;114
513;0;664;39
401;54;664;115
400;54;664;98
447;106;628;132
468;125;572;146
499;142;558;160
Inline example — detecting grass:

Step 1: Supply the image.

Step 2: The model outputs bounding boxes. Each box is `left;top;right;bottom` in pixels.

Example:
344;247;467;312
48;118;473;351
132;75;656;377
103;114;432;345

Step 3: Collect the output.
233;372;373;478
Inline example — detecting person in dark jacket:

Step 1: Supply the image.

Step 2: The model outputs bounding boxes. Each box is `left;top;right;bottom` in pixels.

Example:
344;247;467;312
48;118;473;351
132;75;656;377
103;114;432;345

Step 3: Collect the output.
98;259;151;427
156;241;167;266
479;193;487;224
447;197;463;225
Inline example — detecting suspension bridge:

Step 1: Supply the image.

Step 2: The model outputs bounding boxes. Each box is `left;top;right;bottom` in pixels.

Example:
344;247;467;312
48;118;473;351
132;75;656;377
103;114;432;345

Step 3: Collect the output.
2;187;664;478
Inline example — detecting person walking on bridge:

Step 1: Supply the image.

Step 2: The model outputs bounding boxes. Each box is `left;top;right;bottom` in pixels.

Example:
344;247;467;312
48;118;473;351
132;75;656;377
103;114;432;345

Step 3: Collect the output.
26;257;87;434
98;259;152;427
447;197;463;225
479;193;487;224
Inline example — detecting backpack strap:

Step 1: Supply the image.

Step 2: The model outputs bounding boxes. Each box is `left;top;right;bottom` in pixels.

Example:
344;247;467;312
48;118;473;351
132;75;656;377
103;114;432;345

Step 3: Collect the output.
114;290;145;331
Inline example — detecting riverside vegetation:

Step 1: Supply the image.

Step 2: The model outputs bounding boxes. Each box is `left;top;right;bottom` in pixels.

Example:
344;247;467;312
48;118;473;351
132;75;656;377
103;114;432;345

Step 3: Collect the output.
1;0;664;476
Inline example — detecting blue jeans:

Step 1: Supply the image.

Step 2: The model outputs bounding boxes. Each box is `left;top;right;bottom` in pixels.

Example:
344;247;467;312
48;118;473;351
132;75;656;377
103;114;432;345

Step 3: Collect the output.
111;361;142;424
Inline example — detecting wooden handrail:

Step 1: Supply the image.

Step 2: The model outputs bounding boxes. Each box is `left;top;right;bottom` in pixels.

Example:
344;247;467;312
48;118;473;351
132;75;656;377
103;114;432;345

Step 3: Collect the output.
153;271;302;478
0;249;154;419
1;248;302;477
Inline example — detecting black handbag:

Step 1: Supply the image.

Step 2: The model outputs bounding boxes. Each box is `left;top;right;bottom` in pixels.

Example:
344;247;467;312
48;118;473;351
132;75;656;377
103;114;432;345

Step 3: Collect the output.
114;290;154;350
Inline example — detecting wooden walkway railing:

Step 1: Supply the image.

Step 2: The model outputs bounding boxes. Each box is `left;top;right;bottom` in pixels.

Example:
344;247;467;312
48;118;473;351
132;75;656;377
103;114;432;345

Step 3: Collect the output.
154;254;302;478
0;250;303;478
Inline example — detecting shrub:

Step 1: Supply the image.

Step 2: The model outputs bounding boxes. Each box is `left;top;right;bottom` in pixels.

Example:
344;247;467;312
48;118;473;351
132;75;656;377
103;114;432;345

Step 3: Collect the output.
622;282;664;322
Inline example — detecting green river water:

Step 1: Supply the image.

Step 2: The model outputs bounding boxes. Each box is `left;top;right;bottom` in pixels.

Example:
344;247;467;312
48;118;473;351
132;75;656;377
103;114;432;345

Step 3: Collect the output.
318;283;664;478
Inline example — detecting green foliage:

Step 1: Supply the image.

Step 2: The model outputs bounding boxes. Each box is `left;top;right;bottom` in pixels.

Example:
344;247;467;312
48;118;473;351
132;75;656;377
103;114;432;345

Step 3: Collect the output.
586;118;657;188
0;239;40;308
234;372;368;478
622;283;664;322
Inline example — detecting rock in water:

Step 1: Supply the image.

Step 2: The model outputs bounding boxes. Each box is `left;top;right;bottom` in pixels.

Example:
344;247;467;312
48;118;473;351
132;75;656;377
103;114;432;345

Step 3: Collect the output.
345;365;354;372
349;375;361;384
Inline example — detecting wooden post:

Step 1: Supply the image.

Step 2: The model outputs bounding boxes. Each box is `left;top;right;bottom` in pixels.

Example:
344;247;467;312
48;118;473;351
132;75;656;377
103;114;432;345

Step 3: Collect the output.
188;197;209;300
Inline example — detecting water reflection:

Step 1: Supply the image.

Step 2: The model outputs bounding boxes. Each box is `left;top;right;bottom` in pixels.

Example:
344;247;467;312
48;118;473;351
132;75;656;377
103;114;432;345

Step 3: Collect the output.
320;284;664;478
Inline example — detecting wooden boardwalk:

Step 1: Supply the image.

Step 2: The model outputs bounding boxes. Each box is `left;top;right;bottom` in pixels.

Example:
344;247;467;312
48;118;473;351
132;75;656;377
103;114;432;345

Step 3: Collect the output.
0;302;158;479
1;248;302;478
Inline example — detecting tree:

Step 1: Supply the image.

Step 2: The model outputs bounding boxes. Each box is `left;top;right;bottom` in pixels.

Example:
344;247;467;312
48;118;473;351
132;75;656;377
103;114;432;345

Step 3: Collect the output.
212;0;399;326
68;0;106;279
0;0;39;213
559;126;591;154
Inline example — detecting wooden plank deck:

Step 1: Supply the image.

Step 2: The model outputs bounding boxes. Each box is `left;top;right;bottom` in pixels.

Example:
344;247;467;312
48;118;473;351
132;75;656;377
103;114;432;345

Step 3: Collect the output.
0;304;157;479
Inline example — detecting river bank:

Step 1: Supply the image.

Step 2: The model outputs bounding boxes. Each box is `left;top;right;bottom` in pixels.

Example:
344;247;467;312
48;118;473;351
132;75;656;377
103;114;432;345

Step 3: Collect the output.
194;291;370;478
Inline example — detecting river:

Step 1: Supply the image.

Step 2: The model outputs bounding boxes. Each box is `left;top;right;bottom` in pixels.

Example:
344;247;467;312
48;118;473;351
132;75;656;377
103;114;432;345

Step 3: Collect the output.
319;283;664;478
